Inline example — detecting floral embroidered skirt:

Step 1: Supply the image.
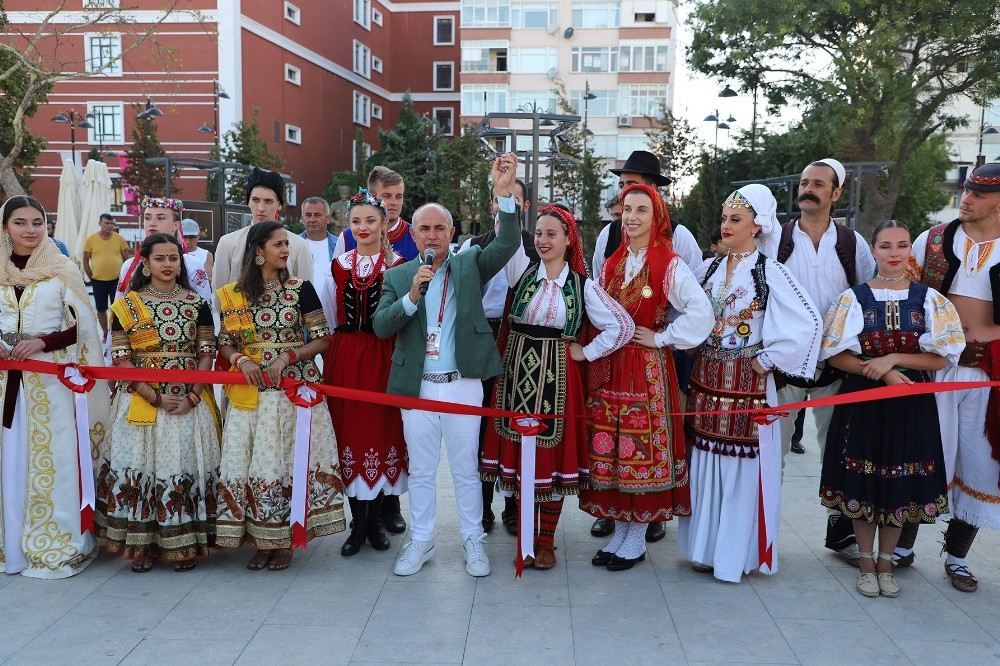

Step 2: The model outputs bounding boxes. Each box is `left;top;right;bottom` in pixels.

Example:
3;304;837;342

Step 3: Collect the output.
96;392;222;562
325;330;407;499
820;370;949;526
481;326;589;502
216;391;346;549
580;342;689;522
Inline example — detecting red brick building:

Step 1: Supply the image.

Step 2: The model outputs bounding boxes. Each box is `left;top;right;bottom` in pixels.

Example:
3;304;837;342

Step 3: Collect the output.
7;0;460;212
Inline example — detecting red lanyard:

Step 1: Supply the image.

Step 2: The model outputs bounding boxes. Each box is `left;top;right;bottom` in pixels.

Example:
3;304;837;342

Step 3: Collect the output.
436;270;450;325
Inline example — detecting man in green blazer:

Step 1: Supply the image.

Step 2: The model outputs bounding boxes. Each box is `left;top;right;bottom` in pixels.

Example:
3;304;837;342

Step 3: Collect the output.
373;153;522;578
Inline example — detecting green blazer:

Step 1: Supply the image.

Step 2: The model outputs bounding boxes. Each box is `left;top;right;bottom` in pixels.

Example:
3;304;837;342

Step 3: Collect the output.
373;209;521;398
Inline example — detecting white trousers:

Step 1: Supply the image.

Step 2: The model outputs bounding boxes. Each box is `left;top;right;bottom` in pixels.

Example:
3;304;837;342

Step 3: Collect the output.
935;365;1000;530
401;377;485;543
777;379;841;469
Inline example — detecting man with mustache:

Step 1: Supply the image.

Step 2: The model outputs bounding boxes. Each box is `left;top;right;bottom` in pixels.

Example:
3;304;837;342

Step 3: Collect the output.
759;158;875;564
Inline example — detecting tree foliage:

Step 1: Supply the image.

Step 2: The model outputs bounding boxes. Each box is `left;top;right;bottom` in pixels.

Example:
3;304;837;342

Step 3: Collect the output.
687;0;1000;236
210;112;284;203
643;103;702;187
368;94;435;213
120;108;169;197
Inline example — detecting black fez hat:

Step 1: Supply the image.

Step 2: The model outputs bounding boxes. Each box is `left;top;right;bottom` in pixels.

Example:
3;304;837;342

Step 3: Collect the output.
245;167;286;206
965;163;1000;193
609;150;671;187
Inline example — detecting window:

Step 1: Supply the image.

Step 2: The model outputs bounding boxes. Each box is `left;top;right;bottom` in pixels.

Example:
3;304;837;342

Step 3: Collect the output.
569;89;617;117
508;47;557;74
353;40;371;78
619;42;668;72
434;16;455;45
372;104;383;120
433;107;455;135
461;84;508;115
285;124;301;144
434;62;454;91
352;139;373;171
511;2;557;28
283;1;300;25
286;182;297;207
620;83;667;117
372;8;383;25
86;103;124;144
372;56;383;73
509;91;556;113
461;0;510;28
353;91;371;126
85;33;122;75
284;63;301;85
617;135;651;160
572;1;620;28
461;40;508;72
353;0;371;29
570;46;618;73
84;0;119;7
589;134;617;158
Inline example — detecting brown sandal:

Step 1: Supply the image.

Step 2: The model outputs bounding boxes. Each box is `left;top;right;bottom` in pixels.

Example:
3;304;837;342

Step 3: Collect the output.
268;549;293;571
246;550;272;570
173;560;197;573
131;557;154;573
533;545;557;570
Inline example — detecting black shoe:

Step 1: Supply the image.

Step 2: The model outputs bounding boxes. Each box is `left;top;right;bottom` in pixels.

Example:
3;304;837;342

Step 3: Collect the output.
790;441;805;454
381;494;406;534
341;498;367;557
501;505;518;536
606;552;646;571
592;549;613;566
645;522;666;543
591;518;613;537
482;509;495;534
366;517;391;551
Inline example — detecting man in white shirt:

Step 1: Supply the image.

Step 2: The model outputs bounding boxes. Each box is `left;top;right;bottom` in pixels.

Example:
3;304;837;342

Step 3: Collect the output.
212;168;314;304
761;158;876;563
181;218;214;283
298;196;338;328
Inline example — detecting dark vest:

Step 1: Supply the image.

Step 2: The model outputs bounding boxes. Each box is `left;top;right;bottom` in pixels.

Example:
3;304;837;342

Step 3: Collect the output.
776;219;858;286
919;218;1000;324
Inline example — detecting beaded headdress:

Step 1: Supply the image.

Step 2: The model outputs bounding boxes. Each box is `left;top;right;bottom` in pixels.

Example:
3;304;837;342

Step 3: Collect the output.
349;188;388;217
723;191;754;211
140;196;184;214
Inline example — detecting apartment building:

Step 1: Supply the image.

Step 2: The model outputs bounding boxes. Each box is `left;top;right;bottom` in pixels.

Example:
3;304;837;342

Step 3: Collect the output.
8;0;460;211
458;0;676;177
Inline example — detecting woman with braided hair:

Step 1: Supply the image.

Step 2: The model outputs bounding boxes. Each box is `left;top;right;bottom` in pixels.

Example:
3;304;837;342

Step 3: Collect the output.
580;183;714;571
481;204;633;571
325;190;408;557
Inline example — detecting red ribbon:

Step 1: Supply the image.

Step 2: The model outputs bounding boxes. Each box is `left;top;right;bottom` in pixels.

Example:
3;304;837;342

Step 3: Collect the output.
281;377;323;407
56;363;96;394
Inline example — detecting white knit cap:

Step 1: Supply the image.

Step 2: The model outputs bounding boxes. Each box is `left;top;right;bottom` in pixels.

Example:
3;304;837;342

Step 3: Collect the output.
814;158;846;188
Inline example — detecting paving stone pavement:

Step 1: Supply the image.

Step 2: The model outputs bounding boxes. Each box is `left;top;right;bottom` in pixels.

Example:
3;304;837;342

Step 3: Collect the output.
2;420;999;665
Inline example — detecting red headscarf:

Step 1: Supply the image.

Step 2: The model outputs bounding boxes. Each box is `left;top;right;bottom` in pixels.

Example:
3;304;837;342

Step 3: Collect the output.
600;183;676;288
536;204;589;278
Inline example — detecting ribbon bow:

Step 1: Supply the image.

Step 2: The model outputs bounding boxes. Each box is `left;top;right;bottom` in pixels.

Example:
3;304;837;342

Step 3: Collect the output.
281;377;321;550
282;377;323;408
60;364;97;535
58;363;96;394
751;408;787;426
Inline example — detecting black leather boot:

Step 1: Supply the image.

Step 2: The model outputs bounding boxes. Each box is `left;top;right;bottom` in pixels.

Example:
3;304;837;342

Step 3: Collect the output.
366;495;391;551
380;492;406;534
943;518;979;592
482;481;495;533
341;497;367;557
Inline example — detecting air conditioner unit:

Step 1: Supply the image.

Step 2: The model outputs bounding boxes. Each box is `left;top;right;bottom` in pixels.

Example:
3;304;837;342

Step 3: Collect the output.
617;114;632;127
546;22;559;35
546;67;559;79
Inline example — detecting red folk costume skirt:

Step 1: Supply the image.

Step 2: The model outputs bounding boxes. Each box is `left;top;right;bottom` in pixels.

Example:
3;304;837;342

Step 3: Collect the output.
579;342;689;522
481;324;589;501
324;331;407;496
686;343;768;455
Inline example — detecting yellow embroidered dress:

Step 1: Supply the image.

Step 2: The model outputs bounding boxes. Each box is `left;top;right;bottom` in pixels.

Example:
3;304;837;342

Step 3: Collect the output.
97;290;221;563
216;278;345;549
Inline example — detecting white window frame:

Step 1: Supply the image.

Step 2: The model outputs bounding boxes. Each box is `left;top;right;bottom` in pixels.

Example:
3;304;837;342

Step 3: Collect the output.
460;83;508;116
433;61;455;92
508;47;557;74
284;124;302;144
432;107;455;135
84;0;120;7
372;104;383;120
286;181;298;207
571;1;620;28
354;0;371;30
352;139;373;171
353;90;372;127
461;0;511;28
86;101;125;144
461;40;509;73
283;1;301;25
511;2;557;28
372;8;383;26
353;40;372;79
284;63;301;86
618;41;668;73
433;15;455;45
84;32;123;76
372;56;383;73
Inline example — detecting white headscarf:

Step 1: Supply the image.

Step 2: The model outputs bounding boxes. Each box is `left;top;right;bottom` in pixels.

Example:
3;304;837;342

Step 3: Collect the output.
727;184;779;237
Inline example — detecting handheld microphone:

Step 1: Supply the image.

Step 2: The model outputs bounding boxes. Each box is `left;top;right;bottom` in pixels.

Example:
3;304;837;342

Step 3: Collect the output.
419;249;436;296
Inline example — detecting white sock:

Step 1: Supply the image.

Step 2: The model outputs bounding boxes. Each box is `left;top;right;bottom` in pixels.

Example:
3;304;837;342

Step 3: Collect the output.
616;522;647;559
946;554;970;569
892;547;913;557
604;520;629;554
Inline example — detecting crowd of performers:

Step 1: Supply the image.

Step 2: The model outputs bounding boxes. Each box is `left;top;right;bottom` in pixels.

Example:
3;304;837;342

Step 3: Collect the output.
0;151;998;601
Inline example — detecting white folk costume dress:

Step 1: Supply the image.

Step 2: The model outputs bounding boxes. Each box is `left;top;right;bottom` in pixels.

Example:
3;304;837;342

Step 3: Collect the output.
912;222;1000;529
481;245;634;502
819;284;963;525
216;278;345;549
0;234;109;578
678;251;822;582
325;250;407;499
97;290;222;563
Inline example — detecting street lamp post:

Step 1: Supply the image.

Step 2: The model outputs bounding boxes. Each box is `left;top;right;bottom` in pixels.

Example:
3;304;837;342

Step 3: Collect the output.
977;106;998;168
582;80;597;155
51;109;94;165
197;80;231;152
703;110;731;204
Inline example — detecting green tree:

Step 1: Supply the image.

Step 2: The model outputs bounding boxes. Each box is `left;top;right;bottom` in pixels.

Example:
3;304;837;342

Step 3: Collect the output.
368;94;435;212
643;103;702;188
687;0;1000;237
211;111;284;203
431;127;491;234
547;82;584;208
120;109;171;197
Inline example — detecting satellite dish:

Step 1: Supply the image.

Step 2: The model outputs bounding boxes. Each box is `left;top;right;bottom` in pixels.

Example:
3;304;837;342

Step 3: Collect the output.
546;22;559;35
546;67;558;79
563;26;574;39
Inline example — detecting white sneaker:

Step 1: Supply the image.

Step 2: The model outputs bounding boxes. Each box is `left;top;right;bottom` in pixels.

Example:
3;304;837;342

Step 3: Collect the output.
463;534;491;577
393;539;435;576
